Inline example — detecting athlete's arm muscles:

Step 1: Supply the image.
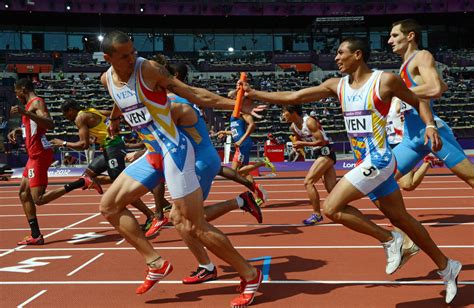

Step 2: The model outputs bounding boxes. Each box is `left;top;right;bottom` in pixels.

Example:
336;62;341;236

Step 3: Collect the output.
244;78;339;105
411;51;446;99
144;60;236;110
28;100;54;130
301;118;326;147
238;114;255;144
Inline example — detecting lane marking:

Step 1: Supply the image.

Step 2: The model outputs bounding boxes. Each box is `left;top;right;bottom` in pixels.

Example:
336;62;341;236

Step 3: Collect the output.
0;213;101;258
7;245;474;252
2;280;473;286
115;239;126;246
67;253;104;276
17;289;47;307
248;256;272;282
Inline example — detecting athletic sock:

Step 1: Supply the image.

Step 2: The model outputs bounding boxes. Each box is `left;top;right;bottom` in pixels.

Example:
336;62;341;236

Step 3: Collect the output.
64;178;85;193
28;218;41;238
236;196;244;209
199;263;215;271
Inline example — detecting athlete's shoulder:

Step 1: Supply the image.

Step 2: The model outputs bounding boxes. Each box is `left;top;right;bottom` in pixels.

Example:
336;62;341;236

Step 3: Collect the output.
413;50;435;65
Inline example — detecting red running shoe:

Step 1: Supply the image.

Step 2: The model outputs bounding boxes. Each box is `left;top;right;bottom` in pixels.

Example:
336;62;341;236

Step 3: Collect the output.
145;216;169;239
252;182;268;202
17;234;44;245
423;154;444;168
136;260;173;294
239;192;263;223
230;269;263;308
82;175;103;194
182;266;217;284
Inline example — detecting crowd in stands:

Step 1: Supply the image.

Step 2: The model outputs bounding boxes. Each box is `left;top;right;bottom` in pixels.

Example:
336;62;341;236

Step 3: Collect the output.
2;48;473;156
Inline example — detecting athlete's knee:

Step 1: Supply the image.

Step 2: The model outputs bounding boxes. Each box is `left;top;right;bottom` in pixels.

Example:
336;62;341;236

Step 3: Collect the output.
99;197;121;219
399;182;416;191
18;188;29;202
32;194;47;206
323;202;341;221
304;177;317;188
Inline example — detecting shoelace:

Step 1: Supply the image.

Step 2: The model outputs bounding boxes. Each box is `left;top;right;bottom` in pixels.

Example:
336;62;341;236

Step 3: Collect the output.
382;241;395;261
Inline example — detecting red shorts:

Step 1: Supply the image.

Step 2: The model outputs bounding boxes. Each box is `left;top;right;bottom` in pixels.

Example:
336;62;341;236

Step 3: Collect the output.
22;151;54;188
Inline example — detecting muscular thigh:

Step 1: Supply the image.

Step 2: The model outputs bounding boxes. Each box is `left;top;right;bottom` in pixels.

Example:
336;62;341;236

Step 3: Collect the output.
324;177;366;213
100;172;150;210
305;156;334;183
392;140;428;175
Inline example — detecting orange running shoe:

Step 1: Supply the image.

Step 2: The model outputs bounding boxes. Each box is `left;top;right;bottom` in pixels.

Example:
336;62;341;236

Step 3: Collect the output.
17;234;44;245
230;268;263;308
136;259;173;295
82;175;103;194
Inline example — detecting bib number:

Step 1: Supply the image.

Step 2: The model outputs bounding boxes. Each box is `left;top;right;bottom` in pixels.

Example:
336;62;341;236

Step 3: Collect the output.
28;168;35;179
41;136;52;149
386;123;395;135
400;101;413;113
344;110;373;137
321;146;330;156
108;158;118;169
360;165;380;179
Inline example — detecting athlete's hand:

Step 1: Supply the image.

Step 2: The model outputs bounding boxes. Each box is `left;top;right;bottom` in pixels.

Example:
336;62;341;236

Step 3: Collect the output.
424;127;442;152
10;105;26;116
293;141;304;150
125;151;140;162
241;98;267;119
108;120;120;138
50;138;64;147
7;130;17;143
238;80;254;99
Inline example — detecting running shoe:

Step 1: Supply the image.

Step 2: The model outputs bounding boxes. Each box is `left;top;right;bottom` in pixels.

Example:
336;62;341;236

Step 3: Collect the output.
239;191;263;223
136;259;173;295
17;234;44;245
263;156;277;174
382;231;403;275
182;266;218;284
423;154;444;168
230;268;263;308
252;182;268;202
302;213;323;226
141;217;154;232
399;242;420;268
82;175;103;194
255;198;264;207
145;216;169;239
438;259;462;304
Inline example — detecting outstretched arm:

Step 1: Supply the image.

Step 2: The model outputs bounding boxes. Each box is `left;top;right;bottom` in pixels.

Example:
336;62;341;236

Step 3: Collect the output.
242;78;339;105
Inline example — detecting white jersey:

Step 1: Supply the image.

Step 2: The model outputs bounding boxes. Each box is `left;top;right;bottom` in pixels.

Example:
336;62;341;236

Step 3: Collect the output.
292;115;329;148
337;70;392;168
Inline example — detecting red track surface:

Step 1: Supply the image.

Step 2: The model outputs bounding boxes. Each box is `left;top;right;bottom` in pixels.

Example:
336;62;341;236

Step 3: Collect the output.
0;170;473;307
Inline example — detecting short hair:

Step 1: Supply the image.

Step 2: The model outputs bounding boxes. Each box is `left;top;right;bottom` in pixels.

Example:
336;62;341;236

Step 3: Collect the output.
61;99;81;113
341;37;371;62
101;31;131;55
392;19;421;45
282;105;303;116
151;53;168;66
169;63;188;82
15;78;34;92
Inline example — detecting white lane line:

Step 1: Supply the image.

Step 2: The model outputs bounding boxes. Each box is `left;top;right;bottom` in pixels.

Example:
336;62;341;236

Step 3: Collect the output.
1;221;474;232
2;280;473;286
17;289;47;307
115;239;126;246
0;213;101;258
10;245;474;252
67;253;104;276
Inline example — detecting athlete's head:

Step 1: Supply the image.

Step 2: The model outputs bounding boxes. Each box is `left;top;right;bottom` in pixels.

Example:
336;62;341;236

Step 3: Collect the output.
14;78;35;104
61;99;81;121
169;63;189;83
102;31;136;74
282;105;302;123
335;38;370;74
389;19;421;54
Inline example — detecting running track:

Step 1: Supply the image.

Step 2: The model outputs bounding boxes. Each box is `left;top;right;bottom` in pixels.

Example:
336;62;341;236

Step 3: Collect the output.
0;170;473;307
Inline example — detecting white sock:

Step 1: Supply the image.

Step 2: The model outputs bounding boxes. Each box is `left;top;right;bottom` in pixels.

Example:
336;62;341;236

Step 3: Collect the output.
199;263;215;271
236;196;244;209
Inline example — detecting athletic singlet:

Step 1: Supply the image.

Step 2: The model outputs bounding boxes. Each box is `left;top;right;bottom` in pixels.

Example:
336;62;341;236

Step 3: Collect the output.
292;115;329;148
22;97;52;158
230;116;252;147
78;108;108;145
399;51;443;140
386;98;404;145
337;70;392;166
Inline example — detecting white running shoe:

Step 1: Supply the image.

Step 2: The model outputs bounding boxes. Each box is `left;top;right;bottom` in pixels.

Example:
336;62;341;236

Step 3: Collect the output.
382;231;403;275
438;259;462;304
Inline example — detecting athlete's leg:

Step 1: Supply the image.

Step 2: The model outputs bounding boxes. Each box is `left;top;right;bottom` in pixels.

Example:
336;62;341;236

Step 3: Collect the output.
304;157;334;217
324;178;392;242
398;162;430;191
449;158;474;188
374;189;448;270
172;188;257;281
219;166;254;190
99;172;163;265
322;166;337;193
238;161;265;176
152;182;168;218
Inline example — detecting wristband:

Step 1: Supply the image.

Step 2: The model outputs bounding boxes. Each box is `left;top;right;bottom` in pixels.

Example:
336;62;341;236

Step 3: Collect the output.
426;125;437;130
62;141;67;147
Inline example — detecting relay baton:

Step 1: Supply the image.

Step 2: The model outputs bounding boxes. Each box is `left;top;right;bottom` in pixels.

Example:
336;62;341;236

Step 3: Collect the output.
232;72;247;118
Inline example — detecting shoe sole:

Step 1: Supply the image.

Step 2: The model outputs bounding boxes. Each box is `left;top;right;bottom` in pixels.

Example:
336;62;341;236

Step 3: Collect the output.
182;275;218;284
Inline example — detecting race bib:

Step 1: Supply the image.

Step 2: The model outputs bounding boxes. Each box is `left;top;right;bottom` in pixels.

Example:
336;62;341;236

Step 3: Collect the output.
231;128;239;139
385;122;395;135
344;110;373;137
122;105;152;129
360;164;380;179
